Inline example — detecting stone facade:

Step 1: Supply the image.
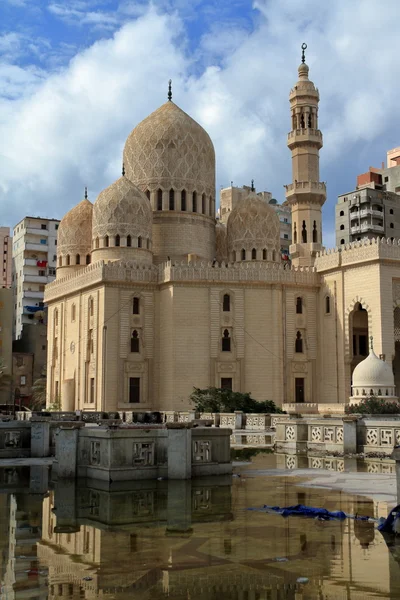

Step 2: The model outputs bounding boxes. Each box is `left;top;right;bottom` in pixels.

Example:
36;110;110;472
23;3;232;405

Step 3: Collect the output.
44;53;400;412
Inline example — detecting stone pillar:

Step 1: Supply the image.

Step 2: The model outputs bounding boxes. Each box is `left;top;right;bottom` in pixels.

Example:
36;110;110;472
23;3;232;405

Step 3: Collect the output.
234;411;244;430
53;479;79;533
391;447;400;504
29;465;49;494
167;424;192;479
166;480;193;534
56;426;79;478
188;410;197;422
343;416;358;454
31;419;51;458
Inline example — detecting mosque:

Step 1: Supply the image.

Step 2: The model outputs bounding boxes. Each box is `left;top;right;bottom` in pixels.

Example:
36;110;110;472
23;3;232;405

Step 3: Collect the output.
44;48;400;412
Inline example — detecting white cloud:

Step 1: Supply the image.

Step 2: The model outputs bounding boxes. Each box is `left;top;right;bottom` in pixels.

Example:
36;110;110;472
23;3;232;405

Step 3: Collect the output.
2;0;400;246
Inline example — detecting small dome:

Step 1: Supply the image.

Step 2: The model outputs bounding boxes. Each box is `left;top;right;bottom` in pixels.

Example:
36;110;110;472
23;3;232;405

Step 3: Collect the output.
123;101;215;198
352;349;394;388
215;221;228;263
57;197;93;259
92;176;152;241
227;193;280;257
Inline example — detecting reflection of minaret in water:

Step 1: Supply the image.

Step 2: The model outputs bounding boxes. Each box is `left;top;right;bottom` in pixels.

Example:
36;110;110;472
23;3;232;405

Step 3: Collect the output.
284;43;326;268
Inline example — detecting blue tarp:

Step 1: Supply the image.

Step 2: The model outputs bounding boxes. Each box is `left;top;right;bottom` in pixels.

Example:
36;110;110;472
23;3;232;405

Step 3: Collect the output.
248;504;347;520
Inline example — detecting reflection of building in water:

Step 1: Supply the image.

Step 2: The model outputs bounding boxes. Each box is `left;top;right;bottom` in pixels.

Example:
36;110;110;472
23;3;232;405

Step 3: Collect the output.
34;474;400;599
0;490;45;600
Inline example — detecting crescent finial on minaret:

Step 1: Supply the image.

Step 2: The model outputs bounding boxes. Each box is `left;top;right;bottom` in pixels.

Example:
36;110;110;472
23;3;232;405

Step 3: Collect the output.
168;79;172;101
301;42;307;64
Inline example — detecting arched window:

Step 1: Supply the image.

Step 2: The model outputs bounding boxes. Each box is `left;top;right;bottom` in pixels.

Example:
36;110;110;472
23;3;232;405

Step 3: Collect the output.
340;210;344;216
340;224;345;230
71;304;76;322
272;250;276;261
222;329;231;352
157;189;163;211
378;389;382;396
251;248;256;260
308;113;312;128
390;223;394;228
181;190;186;211
169;189;175;210
58;256;62;267
263;249;267;260
86;254;91;265
325;296;330;314
105;236;109;247
202;193;206;214
302;221;307;243
138;236;142;248
390;209;394;215
209;195;213;216
95;237;99;249
66;255;70;266
147;238;150;249
145;189;150;200
127;235;132;247
133;297;139;315
241;248;246;261
295;331;303;353
131;330;139;353
115;234;120;247
89;297;94;317
223;294;230;312
340;239;345;244
293;223;297;244
300;113;305;129
193;191;197;212
54;309;58;327
313;221;317;243
76;254;80;265
296;297;303;314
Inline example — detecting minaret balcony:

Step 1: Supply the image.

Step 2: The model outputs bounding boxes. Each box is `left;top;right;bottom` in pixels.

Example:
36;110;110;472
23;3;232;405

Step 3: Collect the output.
284;180;326;203
287;128;323;148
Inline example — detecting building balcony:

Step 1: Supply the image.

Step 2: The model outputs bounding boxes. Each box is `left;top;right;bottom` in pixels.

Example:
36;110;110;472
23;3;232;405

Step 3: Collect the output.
23;274;48;284
350;223;384;234
24;243;48;253
26;227;48;236
350;208;384;220
23;290;44;299
23;259;39;267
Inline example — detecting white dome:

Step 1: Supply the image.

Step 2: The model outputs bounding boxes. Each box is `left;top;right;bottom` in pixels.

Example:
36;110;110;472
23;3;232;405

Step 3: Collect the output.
352;349;394;388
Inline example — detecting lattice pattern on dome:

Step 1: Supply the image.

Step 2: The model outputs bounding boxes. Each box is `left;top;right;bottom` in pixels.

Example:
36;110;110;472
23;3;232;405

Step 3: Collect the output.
57;199;93;256
227;194;280;254
215;222;228;263
394;307;400;342
92;176;152;239
123;102;215;198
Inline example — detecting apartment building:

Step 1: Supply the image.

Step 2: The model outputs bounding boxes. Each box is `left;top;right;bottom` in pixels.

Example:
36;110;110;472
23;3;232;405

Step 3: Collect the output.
0;227;12;288
219;185;292;259
12;217;59;339
336;147;400;246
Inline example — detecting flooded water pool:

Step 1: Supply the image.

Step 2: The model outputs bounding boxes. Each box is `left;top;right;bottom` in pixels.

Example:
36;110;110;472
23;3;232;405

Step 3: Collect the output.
1;453;400;599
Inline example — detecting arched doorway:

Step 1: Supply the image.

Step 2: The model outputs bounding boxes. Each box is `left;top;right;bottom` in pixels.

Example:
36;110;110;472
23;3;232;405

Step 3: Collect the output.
350;303;368;377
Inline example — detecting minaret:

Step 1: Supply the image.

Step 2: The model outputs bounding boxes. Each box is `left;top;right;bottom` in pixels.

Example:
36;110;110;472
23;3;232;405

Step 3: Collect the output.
284;43;326;267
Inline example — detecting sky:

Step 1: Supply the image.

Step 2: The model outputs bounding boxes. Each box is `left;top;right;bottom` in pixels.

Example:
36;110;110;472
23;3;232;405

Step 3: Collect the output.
1;0;400;248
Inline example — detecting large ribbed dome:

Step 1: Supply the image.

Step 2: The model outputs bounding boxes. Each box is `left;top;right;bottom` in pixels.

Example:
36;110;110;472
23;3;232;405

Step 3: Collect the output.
227;193;280;259
92;176;152;241
57;197;93;260
123;101;215;197
352;349;395;388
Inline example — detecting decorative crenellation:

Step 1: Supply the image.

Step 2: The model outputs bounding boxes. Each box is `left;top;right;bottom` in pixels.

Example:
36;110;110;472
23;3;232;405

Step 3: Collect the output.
45;257;320;303
316;236;400;271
